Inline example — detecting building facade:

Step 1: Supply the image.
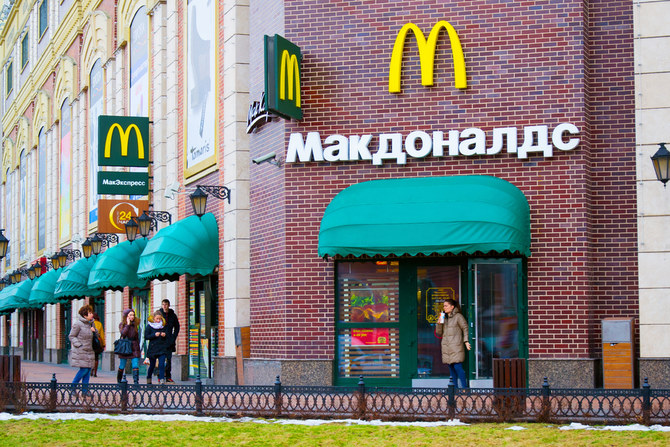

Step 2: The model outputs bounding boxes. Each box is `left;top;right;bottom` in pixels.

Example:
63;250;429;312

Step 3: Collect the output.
244;0;639;388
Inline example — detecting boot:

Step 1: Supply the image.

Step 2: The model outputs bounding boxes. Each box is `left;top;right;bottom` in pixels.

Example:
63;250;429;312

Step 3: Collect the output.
147;376;152;385
132;368;140;385
159;379;165;385
116;369;124;383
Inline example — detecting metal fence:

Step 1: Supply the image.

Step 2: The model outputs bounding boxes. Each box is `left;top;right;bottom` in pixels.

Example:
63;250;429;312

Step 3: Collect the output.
1;375;670;425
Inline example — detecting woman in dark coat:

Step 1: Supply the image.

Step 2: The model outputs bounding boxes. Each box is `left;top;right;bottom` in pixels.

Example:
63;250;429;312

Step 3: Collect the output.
116;308;141;384
145;310;169;384
69;305;96;395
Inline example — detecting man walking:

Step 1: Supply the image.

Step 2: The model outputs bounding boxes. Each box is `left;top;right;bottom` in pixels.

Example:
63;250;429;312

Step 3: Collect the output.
159;299;180;383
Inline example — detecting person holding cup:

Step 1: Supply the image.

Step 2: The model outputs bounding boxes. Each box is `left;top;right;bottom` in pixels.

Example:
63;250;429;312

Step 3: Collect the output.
435;299;471;388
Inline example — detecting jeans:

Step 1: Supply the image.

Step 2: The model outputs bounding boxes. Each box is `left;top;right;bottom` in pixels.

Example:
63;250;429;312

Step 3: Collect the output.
118;357;140;370
147;354;166;380
72;367;91;394
448;362;468;388
165;351;173;379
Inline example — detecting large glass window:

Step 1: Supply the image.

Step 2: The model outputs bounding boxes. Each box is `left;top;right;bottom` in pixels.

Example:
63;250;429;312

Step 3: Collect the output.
37;129;46;251
19;151;26;260
21;34;28;69
6;61;12;97
39;0;48;38
336;261;399;379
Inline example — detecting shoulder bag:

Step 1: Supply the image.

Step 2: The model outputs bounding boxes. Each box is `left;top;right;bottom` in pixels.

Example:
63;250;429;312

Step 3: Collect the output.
113;337;133;356
92;330;104;354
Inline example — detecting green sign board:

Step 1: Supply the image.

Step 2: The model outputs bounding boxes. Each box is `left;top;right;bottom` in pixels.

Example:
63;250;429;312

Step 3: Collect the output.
98;115;150;167
98;171;149;195
265;34;303;121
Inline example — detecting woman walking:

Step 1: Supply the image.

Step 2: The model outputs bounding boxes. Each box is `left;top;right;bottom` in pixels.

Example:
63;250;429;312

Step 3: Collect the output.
145;310;169;384
116;308;142;384
69;304;96;395
435;298;471;388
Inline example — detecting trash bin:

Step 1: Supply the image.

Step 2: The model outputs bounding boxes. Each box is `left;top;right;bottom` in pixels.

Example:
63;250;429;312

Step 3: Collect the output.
602;318;635;389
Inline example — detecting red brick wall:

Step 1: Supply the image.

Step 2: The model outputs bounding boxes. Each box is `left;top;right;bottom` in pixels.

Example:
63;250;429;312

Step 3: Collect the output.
249;0;637;361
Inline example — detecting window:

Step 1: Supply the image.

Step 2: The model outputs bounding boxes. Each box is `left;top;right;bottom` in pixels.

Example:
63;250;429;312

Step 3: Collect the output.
6;61;12;96
21;33;29;69
39;0;48;38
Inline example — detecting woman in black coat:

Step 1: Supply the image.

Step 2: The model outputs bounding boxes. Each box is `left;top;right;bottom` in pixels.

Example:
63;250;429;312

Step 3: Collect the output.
144;310;169;384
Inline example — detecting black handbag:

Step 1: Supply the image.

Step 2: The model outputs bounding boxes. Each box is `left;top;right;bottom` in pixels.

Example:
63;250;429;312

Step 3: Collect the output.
113;337;133;356
92;331;104;354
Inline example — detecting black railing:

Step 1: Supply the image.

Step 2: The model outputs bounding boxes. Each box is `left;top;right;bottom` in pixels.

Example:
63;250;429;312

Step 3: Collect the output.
1;376;670;425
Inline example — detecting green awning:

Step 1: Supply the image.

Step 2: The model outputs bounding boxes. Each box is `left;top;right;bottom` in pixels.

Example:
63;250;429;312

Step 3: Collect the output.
318;175;531;258
0;280;35;313
54;256;102;299
88;238;148;291
0;284;18;314
28;268;62;307
138;213;219;280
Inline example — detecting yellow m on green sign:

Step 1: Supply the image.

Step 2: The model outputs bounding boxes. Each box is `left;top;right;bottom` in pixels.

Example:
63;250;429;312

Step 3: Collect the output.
98;115;150;167
389;21;467;93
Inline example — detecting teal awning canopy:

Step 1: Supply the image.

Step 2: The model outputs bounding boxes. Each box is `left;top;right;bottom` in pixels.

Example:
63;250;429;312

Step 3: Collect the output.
0;280;35;313
318;175;531;258
54;256;102;299
29;268;62;306
88;238;148;291
138;213;219;280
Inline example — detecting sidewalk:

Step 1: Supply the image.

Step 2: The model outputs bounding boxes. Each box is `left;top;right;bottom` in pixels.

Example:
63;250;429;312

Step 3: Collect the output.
21;360;189;385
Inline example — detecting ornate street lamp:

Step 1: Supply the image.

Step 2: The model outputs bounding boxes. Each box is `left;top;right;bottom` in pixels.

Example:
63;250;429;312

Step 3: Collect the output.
137;211;172;237
82;238;93;259
0;229;8;259
50;252;61;270
56;248;81;268
189;185;231;217
10;270;22;284
90;234;103;255
125;217;139;242
651;143;670;187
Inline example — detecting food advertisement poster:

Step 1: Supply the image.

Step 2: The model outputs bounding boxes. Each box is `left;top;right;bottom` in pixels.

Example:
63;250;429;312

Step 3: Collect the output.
351;328;390;346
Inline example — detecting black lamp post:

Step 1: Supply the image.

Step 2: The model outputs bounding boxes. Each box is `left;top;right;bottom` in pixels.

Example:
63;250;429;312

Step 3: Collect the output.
189;185;231;217
651;143;670;187
138;212;153;237
56;248;81;268
0;229;8;259
10;270;21;284
32;260;45;278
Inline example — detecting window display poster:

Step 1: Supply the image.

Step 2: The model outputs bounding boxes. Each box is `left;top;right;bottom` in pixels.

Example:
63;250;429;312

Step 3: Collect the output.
89;60;103;224
59;101;72;241
185;0;216;176
351;328;390;346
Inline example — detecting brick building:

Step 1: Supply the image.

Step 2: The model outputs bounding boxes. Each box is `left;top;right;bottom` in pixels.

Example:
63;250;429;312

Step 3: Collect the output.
243;0;639;388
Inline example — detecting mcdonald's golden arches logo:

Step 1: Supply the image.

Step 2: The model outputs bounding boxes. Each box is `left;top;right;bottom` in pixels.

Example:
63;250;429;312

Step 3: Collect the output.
389;21;467;93
265;34;303;121
98;115;150;167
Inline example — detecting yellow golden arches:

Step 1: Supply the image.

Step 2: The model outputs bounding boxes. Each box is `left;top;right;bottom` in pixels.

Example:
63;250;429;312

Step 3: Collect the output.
389;21;467;93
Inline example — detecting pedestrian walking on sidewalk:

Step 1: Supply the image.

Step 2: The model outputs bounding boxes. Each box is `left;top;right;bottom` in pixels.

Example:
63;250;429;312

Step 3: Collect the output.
145;310;169;384
92;313;105;377
435;299;471;388
116;308;141;385
159;299;180;383
69;305;96;395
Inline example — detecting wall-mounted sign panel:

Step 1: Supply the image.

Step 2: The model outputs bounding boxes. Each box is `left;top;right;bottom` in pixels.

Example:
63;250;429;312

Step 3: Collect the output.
265;34;303;121
98;199;149;233
98;171;150;195
98;115;150;167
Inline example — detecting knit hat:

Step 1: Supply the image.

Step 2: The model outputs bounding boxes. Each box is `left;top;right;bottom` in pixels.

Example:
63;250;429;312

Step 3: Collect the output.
122;308;133;319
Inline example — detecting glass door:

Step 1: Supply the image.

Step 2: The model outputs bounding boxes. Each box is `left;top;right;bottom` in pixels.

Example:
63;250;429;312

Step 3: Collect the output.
468;259;526;387
415;265;462;384
59;302;72;364
131;289;149;374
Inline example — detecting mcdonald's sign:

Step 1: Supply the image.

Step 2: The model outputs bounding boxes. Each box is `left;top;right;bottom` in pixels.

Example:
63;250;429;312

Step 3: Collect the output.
98;115;150;167
265;34;303;121
389;21;467;93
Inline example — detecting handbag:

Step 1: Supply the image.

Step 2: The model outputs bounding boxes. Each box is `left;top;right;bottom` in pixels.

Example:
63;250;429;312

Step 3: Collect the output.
113;337;133;356
92;331;104;354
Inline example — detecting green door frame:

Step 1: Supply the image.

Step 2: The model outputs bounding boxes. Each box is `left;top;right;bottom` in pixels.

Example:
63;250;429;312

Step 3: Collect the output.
334;258;527;387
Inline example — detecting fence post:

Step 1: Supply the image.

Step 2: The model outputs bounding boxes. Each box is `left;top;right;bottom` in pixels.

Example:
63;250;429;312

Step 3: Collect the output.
540;377;551;422
48;374;57;411
357;376;366;419
447;376;456;420
120;376;128;413
274;376;282;417
642;377;651;426
194;376;203;416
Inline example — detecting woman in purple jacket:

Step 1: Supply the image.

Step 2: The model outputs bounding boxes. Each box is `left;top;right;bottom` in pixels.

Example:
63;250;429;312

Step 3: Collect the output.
116;308;141;384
